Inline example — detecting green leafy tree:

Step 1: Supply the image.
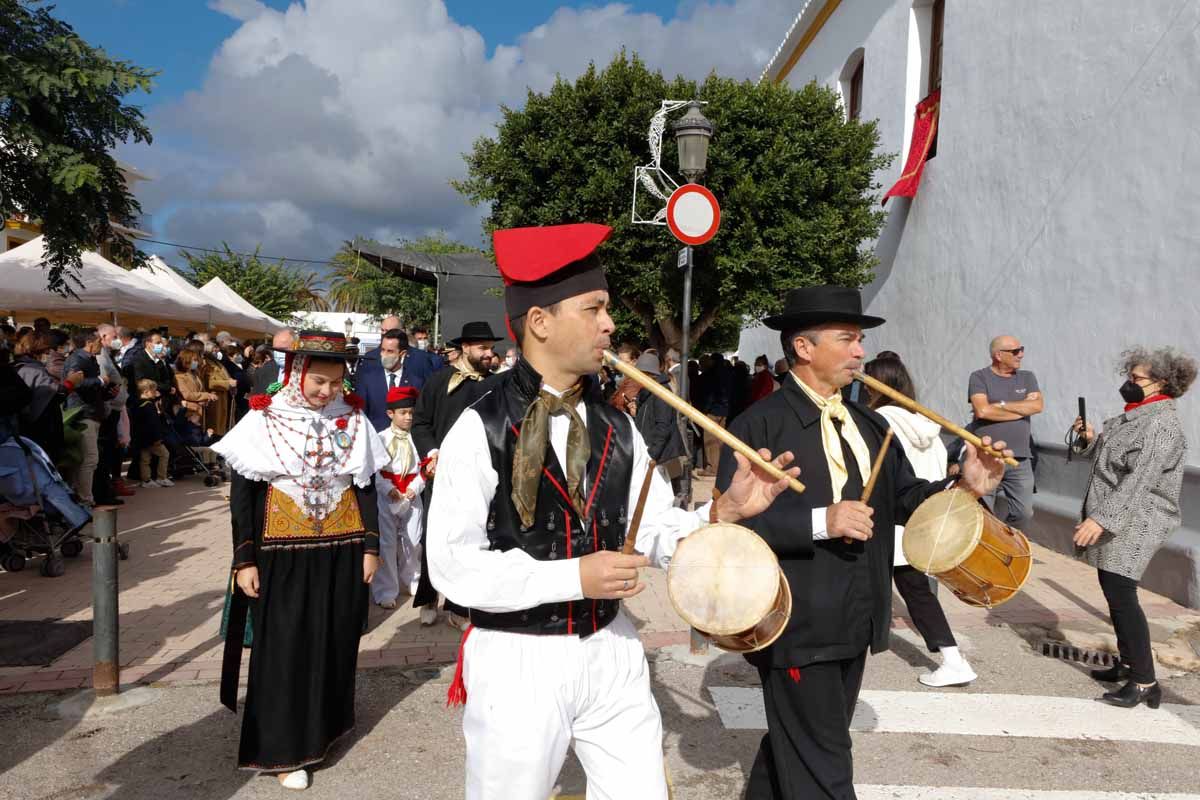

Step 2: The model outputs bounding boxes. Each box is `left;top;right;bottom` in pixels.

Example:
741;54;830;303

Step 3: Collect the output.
455;52;892;352
327;232;480;327
293;271;330;312
0;0;156;294
180;244;307;321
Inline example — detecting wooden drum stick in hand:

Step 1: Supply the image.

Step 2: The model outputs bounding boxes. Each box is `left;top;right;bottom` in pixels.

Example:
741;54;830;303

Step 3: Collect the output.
845;428;894;543
623;460;657;556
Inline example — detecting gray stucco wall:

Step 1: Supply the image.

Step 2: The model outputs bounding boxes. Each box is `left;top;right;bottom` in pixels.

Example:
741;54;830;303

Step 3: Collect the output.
758;0;1200;606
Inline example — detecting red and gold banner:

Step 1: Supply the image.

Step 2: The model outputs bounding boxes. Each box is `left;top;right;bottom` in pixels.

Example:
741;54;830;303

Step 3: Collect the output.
883;90;940;205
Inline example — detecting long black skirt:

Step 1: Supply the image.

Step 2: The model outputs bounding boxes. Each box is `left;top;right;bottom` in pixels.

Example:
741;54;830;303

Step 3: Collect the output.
238;540;368;771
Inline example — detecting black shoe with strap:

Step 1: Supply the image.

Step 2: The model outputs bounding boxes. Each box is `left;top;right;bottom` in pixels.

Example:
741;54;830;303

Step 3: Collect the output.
1101;680;1162;709
1090;663;1130;682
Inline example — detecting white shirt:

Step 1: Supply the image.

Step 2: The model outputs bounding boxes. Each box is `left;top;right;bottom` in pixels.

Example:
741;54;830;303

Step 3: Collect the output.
426;384;712;613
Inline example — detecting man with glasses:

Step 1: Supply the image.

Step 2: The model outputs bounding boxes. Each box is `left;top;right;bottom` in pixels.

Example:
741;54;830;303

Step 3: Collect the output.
968;335;1043;524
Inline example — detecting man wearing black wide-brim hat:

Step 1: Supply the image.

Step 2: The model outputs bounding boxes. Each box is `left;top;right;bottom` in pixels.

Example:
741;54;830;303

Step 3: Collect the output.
716;286;1013;800
410;320;502;626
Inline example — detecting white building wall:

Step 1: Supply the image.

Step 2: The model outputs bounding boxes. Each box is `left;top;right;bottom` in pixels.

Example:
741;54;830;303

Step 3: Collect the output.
770;0;1200;468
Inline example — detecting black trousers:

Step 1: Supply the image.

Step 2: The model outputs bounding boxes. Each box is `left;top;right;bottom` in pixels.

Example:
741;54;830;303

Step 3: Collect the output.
892;566;956;652
1098;569;1155;684
746;651;867;800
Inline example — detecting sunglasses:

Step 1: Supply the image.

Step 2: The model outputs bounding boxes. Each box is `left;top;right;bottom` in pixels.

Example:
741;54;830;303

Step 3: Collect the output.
998;347;1025;356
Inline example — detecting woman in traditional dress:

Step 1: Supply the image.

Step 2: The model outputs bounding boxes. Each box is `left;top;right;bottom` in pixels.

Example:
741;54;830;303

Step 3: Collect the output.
213;330;388;790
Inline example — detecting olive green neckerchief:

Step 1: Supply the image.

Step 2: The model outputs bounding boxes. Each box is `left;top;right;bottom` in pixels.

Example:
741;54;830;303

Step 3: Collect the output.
511;382;589;528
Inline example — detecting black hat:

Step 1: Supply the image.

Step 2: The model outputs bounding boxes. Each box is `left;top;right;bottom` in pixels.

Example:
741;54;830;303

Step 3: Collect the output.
448;321;502;348
762;286;885;331
274;330;361;360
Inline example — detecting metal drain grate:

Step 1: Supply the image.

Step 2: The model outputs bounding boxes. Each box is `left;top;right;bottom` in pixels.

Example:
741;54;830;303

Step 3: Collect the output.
1039;639;1116;666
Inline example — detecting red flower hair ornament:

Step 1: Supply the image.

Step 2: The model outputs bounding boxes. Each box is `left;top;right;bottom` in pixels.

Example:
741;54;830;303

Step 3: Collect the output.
248;394;272;411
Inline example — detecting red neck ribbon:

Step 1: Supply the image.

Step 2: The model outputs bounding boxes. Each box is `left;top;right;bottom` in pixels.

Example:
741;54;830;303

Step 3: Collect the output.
1125;393;1171;413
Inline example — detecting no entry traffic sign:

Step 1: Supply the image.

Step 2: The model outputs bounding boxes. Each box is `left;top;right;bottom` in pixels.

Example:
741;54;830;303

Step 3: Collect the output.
666;183;721;246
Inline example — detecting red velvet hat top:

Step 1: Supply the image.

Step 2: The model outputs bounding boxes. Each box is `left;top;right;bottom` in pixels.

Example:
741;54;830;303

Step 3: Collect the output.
386;385;418;409
492;223;612;319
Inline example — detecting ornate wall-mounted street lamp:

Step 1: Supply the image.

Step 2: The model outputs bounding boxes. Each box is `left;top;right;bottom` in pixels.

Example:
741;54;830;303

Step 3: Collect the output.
672;101;713;182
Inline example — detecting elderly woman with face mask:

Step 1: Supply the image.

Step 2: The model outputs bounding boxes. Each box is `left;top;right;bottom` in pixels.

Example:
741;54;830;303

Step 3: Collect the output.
1072;346;1195;710
212;331;388;790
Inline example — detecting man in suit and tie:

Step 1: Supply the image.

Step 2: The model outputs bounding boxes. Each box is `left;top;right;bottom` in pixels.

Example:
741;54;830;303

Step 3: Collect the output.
717;286;1013;800
356;328;441;431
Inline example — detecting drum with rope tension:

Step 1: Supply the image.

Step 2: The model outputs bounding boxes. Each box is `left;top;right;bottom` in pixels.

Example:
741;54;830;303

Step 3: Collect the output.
902;488;1032;608
667;523;791;652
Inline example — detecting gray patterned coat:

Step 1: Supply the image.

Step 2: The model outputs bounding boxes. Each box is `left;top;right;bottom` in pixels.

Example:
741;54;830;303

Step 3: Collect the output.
1079;399;1187;580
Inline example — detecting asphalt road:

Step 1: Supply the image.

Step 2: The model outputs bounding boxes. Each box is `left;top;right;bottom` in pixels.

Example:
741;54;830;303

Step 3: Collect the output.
2;620;1199;800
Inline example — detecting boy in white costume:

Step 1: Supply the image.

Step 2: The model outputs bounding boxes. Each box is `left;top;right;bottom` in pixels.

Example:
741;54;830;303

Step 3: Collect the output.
373;385;428;608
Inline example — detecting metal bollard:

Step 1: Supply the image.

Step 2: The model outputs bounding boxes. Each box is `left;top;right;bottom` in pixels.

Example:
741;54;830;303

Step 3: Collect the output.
92;508;120;695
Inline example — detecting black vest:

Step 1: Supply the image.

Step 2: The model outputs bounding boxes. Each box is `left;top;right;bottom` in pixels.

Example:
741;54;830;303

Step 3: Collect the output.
469;359;634;636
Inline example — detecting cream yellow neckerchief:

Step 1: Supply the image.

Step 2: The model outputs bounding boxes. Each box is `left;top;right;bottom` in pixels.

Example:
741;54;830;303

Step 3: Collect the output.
447;357;484;394
790;373;872;503
386;426;414;476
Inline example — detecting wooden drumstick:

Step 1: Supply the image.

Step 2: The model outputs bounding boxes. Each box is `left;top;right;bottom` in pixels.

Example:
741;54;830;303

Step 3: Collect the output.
603;351;806;495
623;460;657;555
853;371;1019;467
861;428;894;506
843;428;894;543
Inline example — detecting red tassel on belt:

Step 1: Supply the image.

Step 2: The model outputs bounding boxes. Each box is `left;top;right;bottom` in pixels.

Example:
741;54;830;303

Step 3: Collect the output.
446;624;474;707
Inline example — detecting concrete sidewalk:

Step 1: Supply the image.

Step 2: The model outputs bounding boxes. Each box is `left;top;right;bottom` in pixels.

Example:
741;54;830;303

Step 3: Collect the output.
1;478;1197;695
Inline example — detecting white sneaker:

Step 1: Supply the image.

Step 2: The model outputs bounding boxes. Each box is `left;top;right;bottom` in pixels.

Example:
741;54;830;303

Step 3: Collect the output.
419;606;437;626
277;769;309;790
376;599;397;610
157;478;175;487
141;480;160;489
919;661;977;688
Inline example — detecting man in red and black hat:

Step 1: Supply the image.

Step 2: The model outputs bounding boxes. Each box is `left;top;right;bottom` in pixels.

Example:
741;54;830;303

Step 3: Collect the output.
716;287;1013;800
425;223;799;800
411;320;502;627
372;385;428;609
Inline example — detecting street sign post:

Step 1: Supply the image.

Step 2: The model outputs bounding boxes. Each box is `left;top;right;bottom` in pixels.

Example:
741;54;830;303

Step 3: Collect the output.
666;184;721;246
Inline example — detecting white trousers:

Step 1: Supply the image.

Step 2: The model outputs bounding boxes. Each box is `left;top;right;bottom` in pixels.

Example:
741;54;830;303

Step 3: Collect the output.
462;610;668;800
373;487;423;604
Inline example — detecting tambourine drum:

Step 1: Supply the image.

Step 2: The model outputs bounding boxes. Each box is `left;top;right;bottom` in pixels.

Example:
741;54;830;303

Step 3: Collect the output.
667;523;791;653
903;488;1033;608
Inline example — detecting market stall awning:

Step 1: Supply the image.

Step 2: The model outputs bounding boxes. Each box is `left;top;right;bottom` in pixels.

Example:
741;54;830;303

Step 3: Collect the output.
883;90;940;205
198;277;287;332
350;238;508;348
139;256;268;338
0;236;210;332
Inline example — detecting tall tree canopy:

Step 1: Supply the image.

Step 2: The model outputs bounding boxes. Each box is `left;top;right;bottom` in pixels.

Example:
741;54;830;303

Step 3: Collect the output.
180;244;312;322
0;0;156;293
456;52;891;351
326;232;480;328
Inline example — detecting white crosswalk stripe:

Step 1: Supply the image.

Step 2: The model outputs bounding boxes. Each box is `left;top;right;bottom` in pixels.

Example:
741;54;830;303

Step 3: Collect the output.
708;687;1200;747
856;787;1200;800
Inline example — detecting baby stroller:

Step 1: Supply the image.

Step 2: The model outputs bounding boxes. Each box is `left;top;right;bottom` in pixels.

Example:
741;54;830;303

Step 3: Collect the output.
164;407;228;488
0;434;98;577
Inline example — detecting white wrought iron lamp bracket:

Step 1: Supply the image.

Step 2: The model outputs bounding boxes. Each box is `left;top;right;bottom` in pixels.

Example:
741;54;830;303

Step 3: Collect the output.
631;99;706;225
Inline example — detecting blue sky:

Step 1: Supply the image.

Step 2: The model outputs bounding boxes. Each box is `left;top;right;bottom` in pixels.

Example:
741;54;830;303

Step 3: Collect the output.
42;0;793;264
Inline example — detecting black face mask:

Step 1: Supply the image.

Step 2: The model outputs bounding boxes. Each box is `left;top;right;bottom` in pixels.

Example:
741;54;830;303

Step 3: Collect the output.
1119;380;1145;404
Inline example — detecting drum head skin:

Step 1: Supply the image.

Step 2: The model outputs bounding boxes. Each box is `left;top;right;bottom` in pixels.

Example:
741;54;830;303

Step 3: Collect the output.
668;523;780;635
903;489;984;574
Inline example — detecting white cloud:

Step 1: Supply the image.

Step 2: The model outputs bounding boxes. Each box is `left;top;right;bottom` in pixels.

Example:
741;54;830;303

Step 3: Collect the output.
135;0;796;264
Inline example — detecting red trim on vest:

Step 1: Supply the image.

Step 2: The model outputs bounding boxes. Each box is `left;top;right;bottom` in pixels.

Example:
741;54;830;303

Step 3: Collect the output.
584;424;613;517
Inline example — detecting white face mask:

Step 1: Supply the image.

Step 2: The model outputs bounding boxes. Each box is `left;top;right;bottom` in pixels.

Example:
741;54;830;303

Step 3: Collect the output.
381;353;401;370
273;351;287;370
504;357;515;367
415;339;428;350
754;365;765;373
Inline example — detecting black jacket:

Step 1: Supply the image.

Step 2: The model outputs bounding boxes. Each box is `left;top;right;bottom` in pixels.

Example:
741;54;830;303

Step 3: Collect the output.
64;349;106;420
128;349;174;399
131;399;168;448
716;376;945;669
634;374;685;463
411;365;488;457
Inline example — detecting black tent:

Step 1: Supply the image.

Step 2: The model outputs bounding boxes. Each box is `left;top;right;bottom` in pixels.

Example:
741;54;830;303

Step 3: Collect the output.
350;238;511;348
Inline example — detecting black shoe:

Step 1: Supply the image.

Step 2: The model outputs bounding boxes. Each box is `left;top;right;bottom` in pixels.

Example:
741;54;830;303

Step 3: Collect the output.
1101;680;1162;709
95;497;125;507
1090;663;1131;682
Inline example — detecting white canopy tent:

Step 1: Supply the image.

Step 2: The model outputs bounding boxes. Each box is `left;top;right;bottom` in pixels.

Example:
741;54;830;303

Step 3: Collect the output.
0;236;209;332
139;256;268;338
199;277;287;332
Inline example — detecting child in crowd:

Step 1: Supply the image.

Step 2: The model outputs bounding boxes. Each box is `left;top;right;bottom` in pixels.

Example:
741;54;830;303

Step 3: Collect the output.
132;379;174;488
373;386;428;609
